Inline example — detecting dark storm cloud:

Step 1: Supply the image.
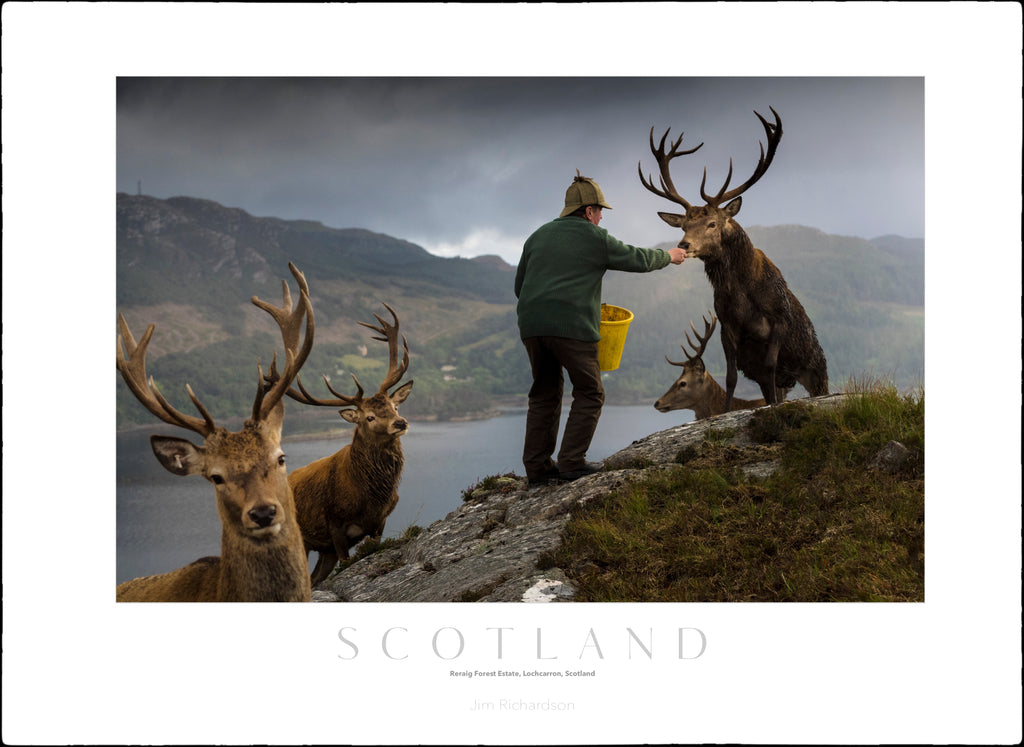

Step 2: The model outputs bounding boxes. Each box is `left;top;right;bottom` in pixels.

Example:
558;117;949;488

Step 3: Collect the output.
117;76;923;263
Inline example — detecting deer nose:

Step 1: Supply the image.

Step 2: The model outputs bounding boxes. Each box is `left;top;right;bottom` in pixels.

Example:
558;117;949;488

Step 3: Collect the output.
678;240;689;250
394;418;408;432
248;505;277;528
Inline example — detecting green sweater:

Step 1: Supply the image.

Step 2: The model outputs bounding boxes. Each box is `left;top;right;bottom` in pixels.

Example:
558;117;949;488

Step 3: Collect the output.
514;216;671;342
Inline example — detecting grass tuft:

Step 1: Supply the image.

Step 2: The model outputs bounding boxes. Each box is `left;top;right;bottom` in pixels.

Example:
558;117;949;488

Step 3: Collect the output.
335;524;424;573
462;472;520;501
554;385;924;602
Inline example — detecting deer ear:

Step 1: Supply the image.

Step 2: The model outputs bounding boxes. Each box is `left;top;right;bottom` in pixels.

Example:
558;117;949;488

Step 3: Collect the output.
151;435;205;476
339;409;359;424
658;211;687;228
723;197;742;217
390;380;414;406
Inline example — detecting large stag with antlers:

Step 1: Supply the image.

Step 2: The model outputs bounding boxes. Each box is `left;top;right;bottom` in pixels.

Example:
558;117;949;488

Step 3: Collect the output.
654;312;767;420
115;263;314;602
273;303;413;587
639;108;828;409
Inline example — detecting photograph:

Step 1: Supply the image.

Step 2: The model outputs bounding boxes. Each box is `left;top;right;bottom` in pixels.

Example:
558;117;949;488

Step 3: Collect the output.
3;3;1021;745
113;74;926;605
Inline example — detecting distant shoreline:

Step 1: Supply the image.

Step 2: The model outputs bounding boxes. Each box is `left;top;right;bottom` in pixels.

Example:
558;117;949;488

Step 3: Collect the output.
115;396;666;440
116;403;520;442
279;408;507;444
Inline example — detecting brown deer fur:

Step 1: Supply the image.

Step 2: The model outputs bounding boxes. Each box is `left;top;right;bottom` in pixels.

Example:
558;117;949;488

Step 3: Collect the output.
116;408;311;602
288;384;412;587
661;205;829;407
654;312;769;419
115;263;314;602
640;109;828;409
655;356;767;420
279;303;414;587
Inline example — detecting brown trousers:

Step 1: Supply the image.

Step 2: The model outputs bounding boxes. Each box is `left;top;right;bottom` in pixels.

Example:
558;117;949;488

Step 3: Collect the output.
521;336;605;479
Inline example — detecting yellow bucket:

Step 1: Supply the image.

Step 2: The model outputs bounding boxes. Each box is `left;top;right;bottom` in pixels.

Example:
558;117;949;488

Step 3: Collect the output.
597;304;634;371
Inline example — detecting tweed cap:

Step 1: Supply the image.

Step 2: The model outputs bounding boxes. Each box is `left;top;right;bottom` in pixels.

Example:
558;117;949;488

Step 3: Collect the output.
560;170;613;217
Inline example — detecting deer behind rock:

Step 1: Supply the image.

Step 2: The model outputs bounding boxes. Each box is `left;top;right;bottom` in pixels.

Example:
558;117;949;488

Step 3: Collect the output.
276;303;413;587
654;312;768;419
639;108;829;409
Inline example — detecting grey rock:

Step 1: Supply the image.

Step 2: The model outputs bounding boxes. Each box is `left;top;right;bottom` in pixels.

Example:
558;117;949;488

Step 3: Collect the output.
869;440;913;473
314;394;851;603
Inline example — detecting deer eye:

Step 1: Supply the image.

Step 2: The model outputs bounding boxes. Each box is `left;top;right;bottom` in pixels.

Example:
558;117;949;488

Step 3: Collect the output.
707;222;716;229
278;454;287;467
678;382;687;388
366;415;375;422
210;474;226;485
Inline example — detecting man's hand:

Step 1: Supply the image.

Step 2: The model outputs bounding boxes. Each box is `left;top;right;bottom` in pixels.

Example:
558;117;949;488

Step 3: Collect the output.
668;246;687;265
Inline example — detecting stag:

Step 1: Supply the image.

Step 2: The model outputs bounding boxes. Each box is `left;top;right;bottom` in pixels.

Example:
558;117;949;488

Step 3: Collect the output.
115;263;314;602
654;312;769;420
274;303;414;587
639;107;828;409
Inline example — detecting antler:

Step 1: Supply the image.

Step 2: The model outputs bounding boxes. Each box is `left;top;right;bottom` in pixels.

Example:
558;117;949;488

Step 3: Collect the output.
117;263;313;433
271;302;408;410
638;127;704;211
666;312;718;367
250;262;315;422
700;107;783;207
359;303;410;394
116;315;218;437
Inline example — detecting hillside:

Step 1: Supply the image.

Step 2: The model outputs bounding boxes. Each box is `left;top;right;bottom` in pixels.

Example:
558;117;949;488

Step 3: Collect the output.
115;194;924;428
116;193;524;425
312;390;924;603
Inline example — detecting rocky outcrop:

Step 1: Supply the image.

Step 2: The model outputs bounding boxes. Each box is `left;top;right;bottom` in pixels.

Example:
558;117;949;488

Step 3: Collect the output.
313;394;851;603
312;468;642;603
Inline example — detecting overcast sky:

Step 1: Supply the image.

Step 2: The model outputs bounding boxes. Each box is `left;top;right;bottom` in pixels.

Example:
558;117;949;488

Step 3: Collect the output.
117;76;923;265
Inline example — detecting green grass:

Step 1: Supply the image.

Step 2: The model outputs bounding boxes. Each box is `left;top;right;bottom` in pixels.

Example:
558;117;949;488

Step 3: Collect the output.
340;353;386;373
552;383;924;602
461;472;520;501
332;524;424;577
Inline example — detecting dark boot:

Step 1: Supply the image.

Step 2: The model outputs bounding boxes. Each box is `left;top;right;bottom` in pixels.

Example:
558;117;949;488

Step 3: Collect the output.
558;462;604;482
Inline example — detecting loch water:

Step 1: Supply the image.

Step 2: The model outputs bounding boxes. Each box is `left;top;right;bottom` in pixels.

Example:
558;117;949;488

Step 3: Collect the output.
115;404;691;584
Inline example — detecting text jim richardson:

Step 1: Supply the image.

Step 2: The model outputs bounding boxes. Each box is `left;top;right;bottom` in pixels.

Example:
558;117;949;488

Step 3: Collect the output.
459;670;592;713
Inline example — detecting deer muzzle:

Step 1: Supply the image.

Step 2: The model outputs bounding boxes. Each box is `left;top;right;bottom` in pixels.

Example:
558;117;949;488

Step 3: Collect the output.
654;399;673;413
679;238;705;258
246;503;282;536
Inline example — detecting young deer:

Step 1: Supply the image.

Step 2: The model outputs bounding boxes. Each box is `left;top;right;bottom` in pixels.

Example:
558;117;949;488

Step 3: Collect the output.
654;312;768;420
639;108;829;409
273;303;414;587
115;263;314;602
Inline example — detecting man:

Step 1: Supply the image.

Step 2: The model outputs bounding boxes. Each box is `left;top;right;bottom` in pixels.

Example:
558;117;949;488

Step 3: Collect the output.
515;171;686;486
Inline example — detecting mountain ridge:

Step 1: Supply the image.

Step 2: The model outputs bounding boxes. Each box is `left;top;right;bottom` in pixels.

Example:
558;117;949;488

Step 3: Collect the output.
115;193;923;428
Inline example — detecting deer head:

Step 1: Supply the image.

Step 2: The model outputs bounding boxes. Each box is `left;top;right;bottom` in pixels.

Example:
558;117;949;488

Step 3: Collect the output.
638;107;782;262
116;263;314;541
654;312;718;413
278;303;413;444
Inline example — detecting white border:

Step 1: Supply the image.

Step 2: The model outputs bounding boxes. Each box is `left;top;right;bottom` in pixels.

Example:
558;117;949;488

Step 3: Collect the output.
3;3;1021;744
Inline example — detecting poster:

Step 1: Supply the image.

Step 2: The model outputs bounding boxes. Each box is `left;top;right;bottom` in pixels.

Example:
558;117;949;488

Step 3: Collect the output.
3;3;1021;744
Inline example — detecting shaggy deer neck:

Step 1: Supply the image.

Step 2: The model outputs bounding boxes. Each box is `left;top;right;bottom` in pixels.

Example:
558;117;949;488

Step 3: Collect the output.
705;229;757;285
348;432;405;506
218;529;309;601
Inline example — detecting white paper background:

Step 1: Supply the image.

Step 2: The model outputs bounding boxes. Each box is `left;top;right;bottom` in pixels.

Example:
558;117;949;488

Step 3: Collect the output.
3;3;1021;745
